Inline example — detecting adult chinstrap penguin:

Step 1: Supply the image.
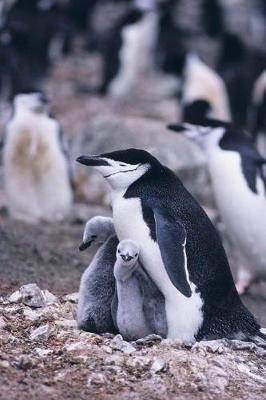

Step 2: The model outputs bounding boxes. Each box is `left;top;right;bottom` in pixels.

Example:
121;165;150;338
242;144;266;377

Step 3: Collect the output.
77;216;118;334
112;239;167;341
168;119;266;295
3;92;73;222
77;148;265;344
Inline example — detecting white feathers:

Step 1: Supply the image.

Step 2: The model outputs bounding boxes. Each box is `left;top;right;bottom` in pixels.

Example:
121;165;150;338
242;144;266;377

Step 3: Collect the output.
207;148;266;284
3;94;72;223
112;191;203;342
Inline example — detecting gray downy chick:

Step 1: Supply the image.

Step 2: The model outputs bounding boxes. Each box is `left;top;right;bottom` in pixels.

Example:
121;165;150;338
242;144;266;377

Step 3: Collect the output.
112;239;167;341
77;216;118;334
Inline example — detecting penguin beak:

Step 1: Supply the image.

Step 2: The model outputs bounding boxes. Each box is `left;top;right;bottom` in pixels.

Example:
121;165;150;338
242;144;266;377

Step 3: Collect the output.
76;156;110;167
121;254;134;262
79;240;94;251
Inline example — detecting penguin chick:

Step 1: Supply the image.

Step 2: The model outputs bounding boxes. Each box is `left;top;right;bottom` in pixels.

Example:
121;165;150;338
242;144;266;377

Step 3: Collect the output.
112;239;167;341
3;92;73;223
168;120;266;294
77;216;118;334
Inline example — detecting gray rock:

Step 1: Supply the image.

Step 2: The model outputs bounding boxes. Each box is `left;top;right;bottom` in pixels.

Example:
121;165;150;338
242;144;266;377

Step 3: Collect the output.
87;373;106;386
135;334;163;347
0;360;10;368
8;284;58;308
16;355;36;370
126;356;151;370
0;316;7;329
72;115;211;206
110;334;136;355
19;284;46;307
42;290;59;305
193;340;227;354
62;293;79;303
150;358;167;374
55;319;77;329
30;324;50;341
34;348;52;357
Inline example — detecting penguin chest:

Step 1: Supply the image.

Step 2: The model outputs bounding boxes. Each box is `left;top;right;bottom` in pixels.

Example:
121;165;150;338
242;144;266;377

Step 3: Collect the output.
209;151;266;270
112;193;203;341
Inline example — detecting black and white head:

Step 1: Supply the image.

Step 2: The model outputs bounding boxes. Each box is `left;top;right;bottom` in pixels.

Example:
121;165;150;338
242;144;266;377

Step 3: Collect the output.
116;239;140;266
76;149;160;190
13;92;49;115
168;119;229;152
79;216;114;251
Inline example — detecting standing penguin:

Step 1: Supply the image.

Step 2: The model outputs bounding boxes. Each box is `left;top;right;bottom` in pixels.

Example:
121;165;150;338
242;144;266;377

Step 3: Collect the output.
77;216;118;334
3;92;72;223
77;148;265;343
98;2;158;97
168;120;266;295
112;239;167;340
180;54;231;124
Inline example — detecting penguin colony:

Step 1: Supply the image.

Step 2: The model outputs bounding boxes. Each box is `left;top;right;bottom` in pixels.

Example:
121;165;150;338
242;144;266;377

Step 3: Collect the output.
0;0;266;344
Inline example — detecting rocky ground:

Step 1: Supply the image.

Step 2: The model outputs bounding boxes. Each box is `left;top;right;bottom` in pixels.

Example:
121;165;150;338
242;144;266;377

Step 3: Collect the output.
0;3;266;396
1;284;266;400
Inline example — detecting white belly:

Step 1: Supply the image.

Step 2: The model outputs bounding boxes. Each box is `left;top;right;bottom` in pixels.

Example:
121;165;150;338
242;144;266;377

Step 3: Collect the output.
112;192;203;341
209;151;266;276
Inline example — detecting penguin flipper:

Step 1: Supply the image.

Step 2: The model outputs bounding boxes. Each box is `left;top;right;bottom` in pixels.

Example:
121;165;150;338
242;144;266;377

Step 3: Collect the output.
153;209;192;298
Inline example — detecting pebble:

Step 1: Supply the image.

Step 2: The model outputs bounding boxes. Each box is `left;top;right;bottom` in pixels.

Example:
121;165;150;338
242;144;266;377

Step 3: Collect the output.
62;293;79;303
8;284;58;308
110;335;136;355
34;348;52;357
0;316;7;329
30;324;50;341
150;358;167;374
135;334;163;346
55;319;77;329
87;373;106;386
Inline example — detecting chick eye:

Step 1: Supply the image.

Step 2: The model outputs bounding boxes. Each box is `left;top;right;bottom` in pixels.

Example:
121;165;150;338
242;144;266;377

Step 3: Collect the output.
91;235;97;239
135;253;138;257
118;249;121;253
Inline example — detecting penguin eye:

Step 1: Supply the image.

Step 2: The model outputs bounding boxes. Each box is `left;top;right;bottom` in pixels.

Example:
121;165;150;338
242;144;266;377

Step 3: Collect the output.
91;235;97;239
118;249;121;254
119;163;127;167
135;253;138;257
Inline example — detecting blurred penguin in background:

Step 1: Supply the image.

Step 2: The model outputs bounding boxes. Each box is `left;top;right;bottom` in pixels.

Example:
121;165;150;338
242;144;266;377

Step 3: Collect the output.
3;92;73;223
218;32;266;129
168;120;266;294
180;54;231;124
97;0;158;97
0;0;73;99
249;70;266;153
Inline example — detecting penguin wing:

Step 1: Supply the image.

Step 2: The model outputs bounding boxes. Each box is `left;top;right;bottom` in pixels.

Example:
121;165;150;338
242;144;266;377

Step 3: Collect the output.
153;209;192;298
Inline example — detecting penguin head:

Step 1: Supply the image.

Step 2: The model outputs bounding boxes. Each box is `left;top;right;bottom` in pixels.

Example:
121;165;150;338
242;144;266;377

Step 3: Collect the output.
77;149;160;190
168;120;227;151
116;239;140;266
13;92;49;114
79;216;114;251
